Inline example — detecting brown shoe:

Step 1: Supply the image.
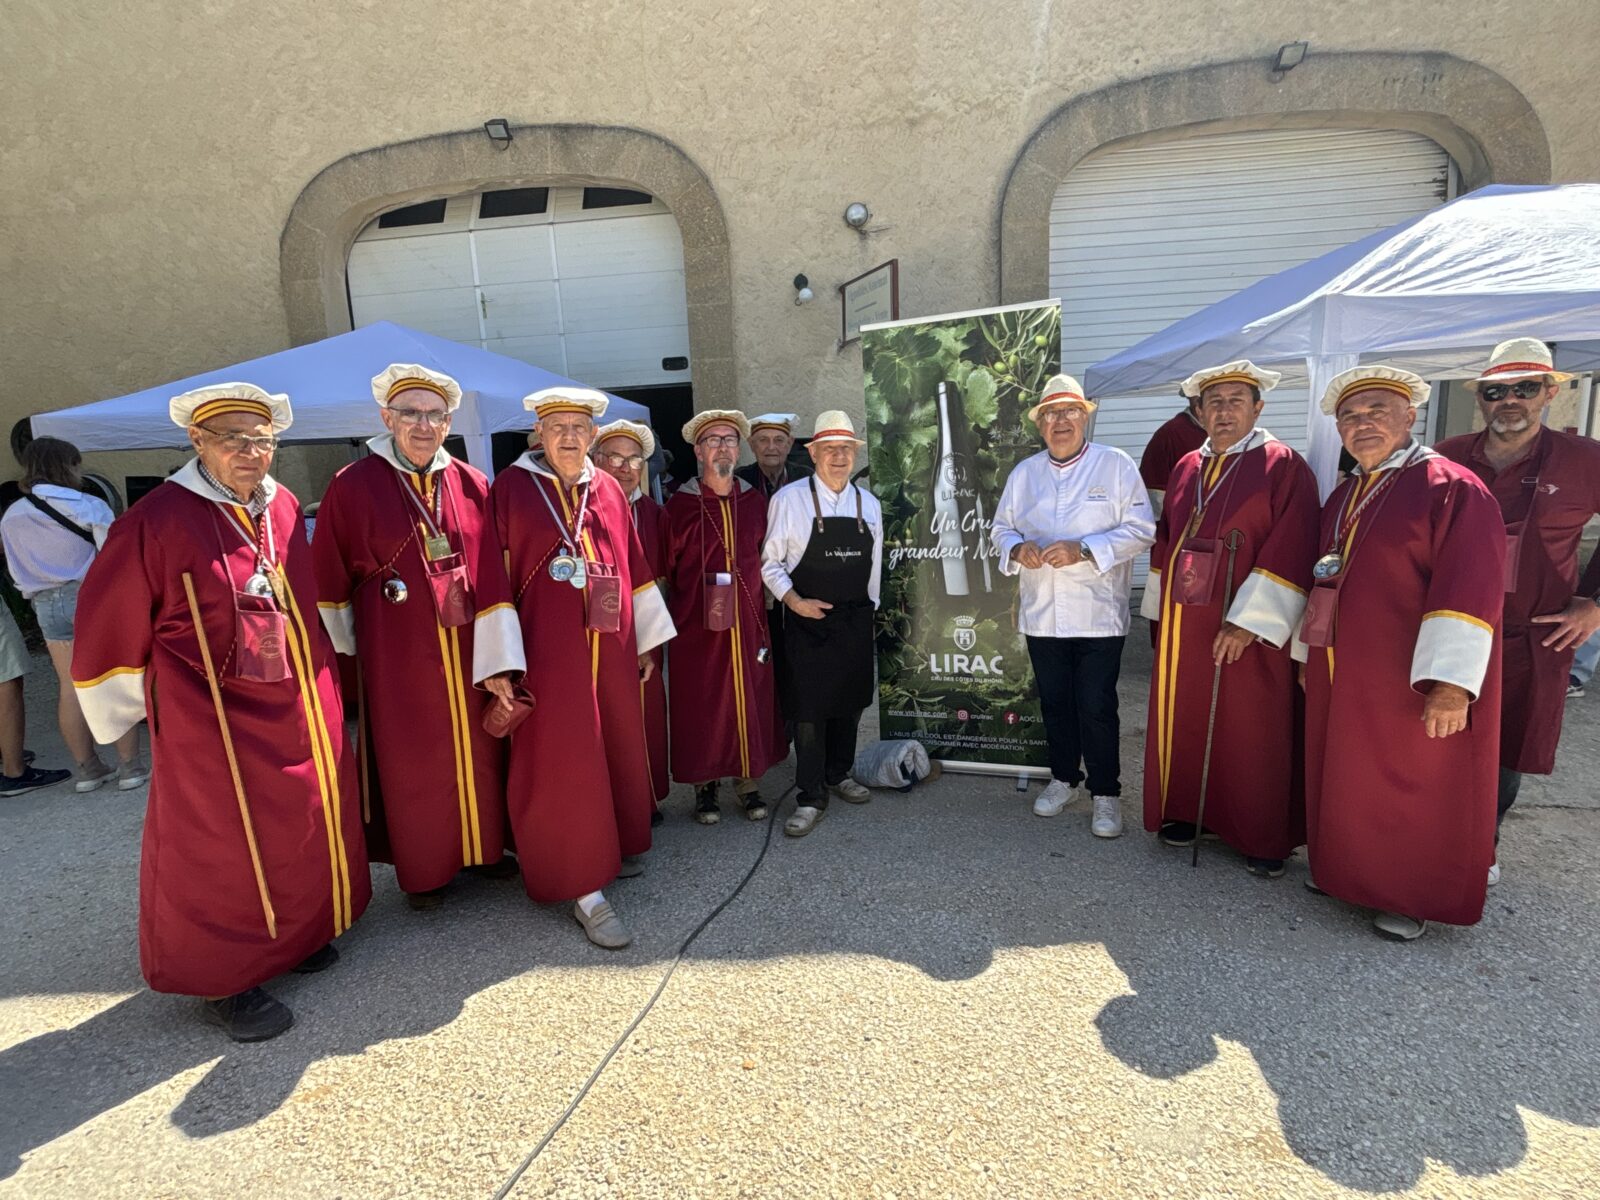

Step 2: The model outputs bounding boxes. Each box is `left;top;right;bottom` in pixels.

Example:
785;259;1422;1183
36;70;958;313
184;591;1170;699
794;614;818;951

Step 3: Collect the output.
406;887;446;910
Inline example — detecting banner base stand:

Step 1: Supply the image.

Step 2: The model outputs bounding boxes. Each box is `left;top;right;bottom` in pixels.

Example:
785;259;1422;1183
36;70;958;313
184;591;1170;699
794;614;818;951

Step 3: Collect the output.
932;759;1051;781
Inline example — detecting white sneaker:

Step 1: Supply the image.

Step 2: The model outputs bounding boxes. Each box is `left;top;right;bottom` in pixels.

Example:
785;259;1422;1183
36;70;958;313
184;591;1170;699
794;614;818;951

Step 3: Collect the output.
1090;795;1123;838
1373;911;1427;941
116;761;149;791
1033;779;1073;817
1487;860;1500;887
74;758;115;793
832;778;871;804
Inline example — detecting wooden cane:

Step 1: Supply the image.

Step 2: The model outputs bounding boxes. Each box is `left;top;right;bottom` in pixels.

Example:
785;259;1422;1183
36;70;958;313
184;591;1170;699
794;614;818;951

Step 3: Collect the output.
1192;529;1246;868
182;572;277;938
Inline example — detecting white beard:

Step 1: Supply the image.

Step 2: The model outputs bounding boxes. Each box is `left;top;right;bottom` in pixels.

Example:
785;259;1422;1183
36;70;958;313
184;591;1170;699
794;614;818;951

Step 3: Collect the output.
1490;413;1531;434
712;461;733;479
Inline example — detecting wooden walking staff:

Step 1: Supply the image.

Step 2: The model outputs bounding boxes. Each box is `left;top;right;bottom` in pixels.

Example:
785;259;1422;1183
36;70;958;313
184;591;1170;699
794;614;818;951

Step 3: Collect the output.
182;571;278;937
1192;529;1245;869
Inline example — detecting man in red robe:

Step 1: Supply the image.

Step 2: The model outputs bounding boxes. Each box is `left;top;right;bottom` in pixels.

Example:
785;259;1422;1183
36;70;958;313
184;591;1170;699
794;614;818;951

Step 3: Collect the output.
664;410;786;824
313;363;513;909
1300;366;1505;941
73;383;369;1040
472;387;676;949
592;418;671;813
1435;338;1600;885
1140;361;1320;876
1139;394;1207;521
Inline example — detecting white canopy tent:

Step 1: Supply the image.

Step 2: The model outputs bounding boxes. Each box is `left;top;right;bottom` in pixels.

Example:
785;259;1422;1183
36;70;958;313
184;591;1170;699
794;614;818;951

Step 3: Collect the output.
30;320;650;478
1084;184;1600;491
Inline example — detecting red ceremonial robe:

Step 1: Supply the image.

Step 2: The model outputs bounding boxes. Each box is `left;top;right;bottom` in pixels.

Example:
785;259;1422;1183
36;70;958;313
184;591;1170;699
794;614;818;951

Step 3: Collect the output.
1301;446;1505;925
470;455;676;903
663;477;786;784
631;490;672;803
1139;408;1208;507
1141;433;1320;858
72;463;369;996
1436;427;1600;774
312;438;506;893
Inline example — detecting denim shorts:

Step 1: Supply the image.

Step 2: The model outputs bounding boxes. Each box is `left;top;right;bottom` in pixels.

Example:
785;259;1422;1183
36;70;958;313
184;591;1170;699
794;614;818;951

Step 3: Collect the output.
31;579;81;642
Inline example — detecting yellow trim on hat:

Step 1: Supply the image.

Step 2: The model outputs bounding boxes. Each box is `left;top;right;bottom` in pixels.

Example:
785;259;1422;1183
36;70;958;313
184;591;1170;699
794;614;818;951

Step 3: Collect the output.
386;378;450;404
191;398;273;425
535;401;597;417
1197;371;1262;391
1337;378;1414;407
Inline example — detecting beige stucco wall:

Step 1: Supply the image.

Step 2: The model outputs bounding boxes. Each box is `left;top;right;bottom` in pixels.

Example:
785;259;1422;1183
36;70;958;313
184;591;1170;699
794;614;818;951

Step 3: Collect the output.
4;0;1596;500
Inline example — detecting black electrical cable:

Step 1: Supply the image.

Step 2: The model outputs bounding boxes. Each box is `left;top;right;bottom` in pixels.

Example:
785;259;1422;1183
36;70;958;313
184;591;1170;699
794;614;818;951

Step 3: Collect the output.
491;785;794;1199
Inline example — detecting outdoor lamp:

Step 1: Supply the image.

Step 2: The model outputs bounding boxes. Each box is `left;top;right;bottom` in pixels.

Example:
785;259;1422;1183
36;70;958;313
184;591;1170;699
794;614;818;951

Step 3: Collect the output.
1273;42;1308;72
484;118;513;149
844;203;871;229
794;274;814;305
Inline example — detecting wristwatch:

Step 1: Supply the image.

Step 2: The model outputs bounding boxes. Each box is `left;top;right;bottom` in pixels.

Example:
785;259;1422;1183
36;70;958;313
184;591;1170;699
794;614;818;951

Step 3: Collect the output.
1077;541;1094;564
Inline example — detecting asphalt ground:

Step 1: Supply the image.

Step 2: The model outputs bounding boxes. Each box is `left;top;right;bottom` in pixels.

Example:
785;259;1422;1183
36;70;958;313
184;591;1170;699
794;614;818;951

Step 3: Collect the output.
1;630;1597;1199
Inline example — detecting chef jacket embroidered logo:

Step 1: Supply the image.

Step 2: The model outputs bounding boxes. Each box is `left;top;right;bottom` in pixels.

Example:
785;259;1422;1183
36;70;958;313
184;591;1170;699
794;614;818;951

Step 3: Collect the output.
1087;485;1109;501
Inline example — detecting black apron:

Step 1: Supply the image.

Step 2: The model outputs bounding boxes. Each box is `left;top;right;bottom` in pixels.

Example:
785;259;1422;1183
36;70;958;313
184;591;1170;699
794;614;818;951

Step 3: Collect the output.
778;480;876;721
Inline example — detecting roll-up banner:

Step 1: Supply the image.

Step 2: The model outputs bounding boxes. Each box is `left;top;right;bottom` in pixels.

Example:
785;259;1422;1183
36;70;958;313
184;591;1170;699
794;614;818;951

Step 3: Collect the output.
862;299;1061;775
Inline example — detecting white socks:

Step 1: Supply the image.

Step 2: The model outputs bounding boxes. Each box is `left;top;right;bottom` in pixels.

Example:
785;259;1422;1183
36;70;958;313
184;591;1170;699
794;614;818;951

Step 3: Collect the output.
576;889;606;916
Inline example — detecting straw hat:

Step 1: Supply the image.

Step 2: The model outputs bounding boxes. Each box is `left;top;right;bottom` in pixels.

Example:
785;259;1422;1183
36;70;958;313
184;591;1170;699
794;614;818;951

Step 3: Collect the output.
808;410;865;446
1321;366;1430;415
1026;373;1096;422
371;363;463;411
170;383;293;433
1463;337;1573;391
1181;360;1281;400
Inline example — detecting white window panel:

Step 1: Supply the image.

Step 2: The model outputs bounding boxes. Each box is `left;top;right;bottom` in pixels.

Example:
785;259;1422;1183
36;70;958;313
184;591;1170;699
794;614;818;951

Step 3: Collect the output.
565;325;690;389
479;280;563;341
473;225;558;286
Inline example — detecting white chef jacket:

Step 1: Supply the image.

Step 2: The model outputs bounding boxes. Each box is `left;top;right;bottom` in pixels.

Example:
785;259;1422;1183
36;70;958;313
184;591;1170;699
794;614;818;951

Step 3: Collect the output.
990;442;1155;637
761;476;884;607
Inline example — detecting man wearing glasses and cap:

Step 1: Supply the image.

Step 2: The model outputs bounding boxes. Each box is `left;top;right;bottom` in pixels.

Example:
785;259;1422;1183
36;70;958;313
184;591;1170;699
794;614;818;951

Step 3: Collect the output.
1300;366;1504;941
313;364;514;911
664;411;786;825
760;411;882;837
72;383;369;1040
592;418;672;813
1436;338;1600;884
991;374;1156;839
737;413;811;499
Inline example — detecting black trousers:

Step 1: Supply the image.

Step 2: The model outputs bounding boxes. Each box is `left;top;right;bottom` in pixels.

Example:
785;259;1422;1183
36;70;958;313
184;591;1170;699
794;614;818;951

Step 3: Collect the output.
794;711;862;808
1025;634;1125;797
1496;766;1522;841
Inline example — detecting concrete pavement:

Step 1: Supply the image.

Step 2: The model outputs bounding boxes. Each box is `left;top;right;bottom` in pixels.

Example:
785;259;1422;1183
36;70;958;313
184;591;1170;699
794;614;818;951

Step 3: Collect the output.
1;634;1597;1198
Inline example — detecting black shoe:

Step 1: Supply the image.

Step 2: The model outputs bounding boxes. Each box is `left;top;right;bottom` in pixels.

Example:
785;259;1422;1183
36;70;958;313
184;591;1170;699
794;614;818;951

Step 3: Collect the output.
1303;878;1326;896
617;854;646;878
694;783;720;825
742;792;769;821
200;987;294;1042
0;765;72;797
1245;857;1286;879
469;856;520;880
292;943;339;974
651;807;664;828
1159;821;1197;847
406;887;446;910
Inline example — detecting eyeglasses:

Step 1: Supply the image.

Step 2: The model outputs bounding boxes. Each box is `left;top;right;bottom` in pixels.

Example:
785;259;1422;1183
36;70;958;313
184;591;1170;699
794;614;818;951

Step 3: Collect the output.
388;406;451;427
200;427;278;455
1479;380;1546;403
1041;407;1088;424
697;435;741;448
596;452;645;470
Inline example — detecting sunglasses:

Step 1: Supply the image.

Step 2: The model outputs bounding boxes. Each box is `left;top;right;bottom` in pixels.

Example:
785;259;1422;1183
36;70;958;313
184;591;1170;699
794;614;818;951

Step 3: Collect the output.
596;452;645;470
1479;380;1546;403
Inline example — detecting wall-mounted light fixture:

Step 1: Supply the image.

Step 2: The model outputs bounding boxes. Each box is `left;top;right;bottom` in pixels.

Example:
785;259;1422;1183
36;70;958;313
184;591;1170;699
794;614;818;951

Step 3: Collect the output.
484;118;513;149
1273;42;1308;72
844;202;871;229
793;274;814;305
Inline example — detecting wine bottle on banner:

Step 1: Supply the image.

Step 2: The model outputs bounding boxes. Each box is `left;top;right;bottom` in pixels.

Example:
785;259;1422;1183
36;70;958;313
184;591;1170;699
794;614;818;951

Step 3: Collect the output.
930;381;993;597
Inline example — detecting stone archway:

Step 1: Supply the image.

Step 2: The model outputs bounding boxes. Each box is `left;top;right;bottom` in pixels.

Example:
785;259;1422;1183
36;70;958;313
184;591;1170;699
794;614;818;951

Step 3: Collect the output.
280;124;736;407
998;51;1551;303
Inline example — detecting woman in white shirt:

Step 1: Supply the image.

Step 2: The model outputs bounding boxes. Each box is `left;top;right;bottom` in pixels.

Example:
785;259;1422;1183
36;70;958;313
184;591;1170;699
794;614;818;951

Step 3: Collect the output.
0;438;146;791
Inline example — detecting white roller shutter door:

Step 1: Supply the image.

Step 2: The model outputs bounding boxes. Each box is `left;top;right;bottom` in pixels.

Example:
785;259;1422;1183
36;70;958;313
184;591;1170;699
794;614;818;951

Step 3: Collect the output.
348;187;691;389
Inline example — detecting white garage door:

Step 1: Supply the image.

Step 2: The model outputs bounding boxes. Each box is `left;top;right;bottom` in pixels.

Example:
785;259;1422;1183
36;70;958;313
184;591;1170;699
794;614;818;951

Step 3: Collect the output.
1051;127;1455;461
348;186;691;389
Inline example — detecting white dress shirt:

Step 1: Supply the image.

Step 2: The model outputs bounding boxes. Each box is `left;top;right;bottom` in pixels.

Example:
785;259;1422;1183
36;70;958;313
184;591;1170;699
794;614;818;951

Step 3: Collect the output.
0;484;115;597
761;476;884;607
990;442;1155;637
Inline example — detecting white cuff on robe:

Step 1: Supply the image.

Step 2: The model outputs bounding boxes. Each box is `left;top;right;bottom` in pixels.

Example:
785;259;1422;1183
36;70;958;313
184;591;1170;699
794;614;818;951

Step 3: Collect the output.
471;602;526;685
1138;570;1162;622
1228;569;1306;649
317;602;356;657
1289;623;1310;664
74;666;146;744
1411;610;1493;699
633;581;677;656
